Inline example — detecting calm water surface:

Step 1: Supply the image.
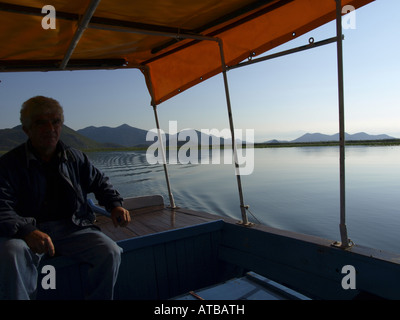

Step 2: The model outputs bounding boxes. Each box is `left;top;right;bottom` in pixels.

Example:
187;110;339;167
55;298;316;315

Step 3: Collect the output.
87;146;400;254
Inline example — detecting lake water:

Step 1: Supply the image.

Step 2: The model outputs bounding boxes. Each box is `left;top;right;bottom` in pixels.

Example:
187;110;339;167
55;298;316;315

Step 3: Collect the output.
87;145;400;255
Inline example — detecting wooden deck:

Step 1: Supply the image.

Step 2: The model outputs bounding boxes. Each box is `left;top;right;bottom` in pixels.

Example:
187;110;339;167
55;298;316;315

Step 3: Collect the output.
94;200;227;242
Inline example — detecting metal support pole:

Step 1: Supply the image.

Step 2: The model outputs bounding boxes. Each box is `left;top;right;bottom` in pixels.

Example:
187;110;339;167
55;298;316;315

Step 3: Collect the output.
217;39;250;226
335;0;351;248
229;36;339;71
152;104;177;209
60;0;101;69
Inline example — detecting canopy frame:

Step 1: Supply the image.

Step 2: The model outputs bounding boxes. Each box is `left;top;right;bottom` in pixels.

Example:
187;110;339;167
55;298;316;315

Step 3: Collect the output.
0;0;357;247
60;0;102;69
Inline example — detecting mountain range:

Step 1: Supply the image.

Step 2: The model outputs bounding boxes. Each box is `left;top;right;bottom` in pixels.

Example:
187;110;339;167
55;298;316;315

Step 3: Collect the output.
265;132;396;144
77;125;225;147
77;124;150;147
0;124;397;151
0;125;121;151
0;124;225;151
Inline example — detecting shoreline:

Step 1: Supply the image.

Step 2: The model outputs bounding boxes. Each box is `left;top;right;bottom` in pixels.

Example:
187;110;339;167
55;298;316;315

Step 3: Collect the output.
253;138;400;149
83;138;400;153
1;139;400;155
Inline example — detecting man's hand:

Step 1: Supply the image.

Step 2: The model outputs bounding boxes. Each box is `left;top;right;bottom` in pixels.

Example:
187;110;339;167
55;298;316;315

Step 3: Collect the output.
111;206;131;227
24;230;55;257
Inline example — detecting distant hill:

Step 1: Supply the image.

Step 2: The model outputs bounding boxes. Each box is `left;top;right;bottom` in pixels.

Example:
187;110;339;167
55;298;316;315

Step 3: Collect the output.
262;132;396;144
61;125;122;149
264;139;286;144
78;124;226;147
2;125;396;152
0;125;118;151
77;124;151;148
167;129;225;146
0;126;27;150
291;132;395;143
0;123;229;152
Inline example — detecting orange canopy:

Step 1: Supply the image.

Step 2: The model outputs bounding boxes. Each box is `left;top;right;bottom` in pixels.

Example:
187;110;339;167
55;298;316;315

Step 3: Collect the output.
0;0;373;104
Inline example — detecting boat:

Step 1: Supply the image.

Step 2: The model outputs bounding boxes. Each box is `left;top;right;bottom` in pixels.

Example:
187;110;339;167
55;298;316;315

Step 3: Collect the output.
1;0;399;301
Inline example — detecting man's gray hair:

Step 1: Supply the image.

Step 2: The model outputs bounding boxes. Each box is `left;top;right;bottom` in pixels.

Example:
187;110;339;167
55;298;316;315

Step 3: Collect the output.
20;96;64;129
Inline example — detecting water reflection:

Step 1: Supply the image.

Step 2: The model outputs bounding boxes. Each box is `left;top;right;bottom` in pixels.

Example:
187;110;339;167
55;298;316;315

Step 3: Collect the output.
87;146;400;254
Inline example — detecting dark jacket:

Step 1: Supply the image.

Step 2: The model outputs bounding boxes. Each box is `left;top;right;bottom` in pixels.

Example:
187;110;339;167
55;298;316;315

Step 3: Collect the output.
0;140;123;238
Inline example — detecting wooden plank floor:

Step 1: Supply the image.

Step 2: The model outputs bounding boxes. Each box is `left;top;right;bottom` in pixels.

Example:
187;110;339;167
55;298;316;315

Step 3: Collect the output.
95;206;225;242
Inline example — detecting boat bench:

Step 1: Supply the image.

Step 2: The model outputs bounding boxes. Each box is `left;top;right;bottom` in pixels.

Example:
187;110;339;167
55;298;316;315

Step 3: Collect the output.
36;219;239;300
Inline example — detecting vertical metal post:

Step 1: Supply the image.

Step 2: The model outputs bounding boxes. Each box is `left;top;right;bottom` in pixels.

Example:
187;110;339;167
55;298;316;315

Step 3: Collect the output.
335;0;351;248
152;104;177;209
217;39;250;226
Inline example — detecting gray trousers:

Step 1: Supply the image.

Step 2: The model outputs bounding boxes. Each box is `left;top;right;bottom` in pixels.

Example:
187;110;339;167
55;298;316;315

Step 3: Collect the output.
0;220;122;300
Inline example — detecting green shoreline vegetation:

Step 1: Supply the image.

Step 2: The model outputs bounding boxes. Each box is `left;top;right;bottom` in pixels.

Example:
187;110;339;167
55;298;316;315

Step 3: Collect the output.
253;139;400;148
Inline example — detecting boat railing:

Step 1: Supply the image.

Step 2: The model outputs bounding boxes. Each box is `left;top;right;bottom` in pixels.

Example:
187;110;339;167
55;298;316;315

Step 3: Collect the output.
147;0;352;249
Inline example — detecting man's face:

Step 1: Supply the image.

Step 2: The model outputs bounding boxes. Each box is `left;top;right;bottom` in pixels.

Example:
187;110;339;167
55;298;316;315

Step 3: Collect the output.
24;113;62;153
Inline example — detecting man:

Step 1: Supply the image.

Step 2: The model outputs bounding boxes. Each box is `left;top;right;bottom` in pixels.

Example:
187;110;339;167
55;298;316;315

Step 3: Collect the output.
0;96;131;300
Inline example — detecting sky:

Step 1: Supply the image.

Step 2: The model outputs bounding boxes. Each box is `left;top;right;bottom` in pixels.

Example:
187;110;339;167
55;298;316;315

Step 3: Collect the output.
1;0;399;142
